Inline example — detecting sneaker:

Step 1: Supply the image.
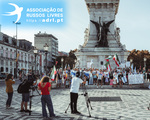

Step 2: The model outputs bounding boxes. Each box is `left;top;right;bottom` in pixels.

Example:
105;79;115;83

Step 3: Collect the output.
25;109;32;112
7;106;14;109
20;109;25;112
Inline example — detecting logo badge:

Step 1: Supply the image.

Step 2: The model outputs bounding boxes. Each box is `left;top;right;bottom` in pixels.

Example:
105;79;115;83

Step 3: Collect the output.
3;3;23;23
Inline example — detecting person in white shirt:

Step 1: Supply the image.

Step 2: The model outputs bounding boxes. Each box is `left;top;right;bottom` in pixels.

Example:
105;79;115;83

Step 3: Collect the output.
70;71;86;114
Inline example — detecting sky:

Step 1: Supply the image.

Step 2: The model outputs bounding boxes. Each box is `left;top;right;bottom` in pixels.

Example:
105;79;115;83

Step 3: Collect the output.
0;0;150;52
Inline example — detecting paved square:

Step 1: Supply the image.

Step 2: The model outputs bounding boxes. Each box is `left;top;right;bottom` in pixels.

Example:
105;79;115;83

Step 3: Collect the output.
1;82;150;120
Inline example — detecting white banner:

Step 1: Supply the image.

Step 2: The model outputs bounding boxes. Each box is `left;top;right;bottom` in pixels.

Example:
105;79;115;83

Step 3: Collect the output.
128;74;144;84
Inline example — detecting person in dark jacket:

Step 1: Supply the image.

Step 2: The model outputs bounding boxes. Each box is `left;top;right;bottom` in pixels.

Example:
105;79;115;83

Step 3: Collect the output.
20;70;37;112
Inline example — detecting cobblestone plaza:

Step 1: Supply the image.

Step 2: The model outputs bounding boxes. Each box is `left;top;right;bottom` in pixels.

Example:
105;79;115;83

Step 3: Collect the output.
1;81;150;120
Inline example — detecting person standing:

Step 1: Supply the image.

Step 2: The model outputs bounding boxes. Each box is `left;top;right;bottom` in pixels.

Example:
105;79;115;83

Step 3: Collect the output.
70;72;86;114
5;74;15;108
38;76;55;118
20;70;37;112
89;70;93;85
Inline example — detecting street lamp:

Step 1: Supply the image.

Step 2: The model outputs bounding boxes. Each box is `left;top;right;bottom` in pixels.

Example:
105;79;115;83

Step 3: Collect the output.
13;21;21;78
44;43;49;75
144;57;147;70
33;47;38;74
61;58;64;70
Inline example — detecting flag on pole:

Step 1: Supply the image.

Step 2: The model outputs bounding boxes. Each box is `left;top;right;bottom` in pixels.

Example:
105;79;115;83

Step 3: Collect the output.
105;59;111;72
55;61;58;65
113;54;120;67
50;66;57;81
15;53;20;62
105;56;112;60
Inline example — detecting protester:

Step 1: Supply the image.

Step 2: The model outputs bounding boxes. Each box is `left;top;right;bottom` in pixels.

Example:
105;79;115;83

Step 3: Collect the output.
38;76;55;118
5;74;15;108
55;69;62;88
147;69;150;82
70;71;86;114
113;71;118;88
97;70;103;88
89;70;93;85
118;72;123;88
92;69;97;85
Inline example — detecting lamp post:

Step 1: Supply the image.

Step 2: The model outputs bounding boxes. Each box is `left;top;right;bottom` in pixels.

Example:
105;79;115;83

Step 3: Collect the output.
144;57;147;70
33;47;38;74
44;43;49;75
61;58;64;70
14;21;21;78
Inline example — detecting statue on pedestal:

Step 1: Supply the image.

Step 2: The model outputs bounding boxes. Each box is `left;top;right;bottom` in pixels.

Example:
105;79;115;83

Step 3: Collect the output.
90;19;114;47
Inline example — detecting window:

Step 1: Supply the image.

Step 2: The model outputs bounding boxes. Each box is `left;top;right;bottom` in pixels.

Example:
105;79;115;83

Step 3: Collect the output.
6;51;8;58
10;54;12;58
1;60;4;65
6;68;8;72
6;60;8;66
10;62;12;66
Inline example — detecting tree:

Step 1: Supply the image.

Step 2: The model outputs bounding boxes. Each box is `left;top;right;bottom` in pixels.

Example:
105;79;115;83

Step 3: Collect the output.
55;49;77;69
127;49;150;71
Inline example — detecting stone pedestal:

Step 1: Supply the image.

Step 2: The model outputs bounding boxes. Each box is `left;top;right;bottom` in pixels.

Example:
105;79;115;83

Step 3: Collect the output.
75;0;129;69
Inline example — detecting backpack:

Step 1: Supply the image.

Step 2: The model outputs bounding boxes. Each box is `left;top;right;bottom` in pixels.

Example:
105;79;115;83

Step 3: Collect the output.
17;80;27;93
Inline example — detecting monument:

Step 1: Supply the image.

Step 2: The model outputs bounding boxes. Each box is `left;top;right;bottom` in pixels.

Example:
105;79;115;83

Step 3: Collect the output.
75;0;129;69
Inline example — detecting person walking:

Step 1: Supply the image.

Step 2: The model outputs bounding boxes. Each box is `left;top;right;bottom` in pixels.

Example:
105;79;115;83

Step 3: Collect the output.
38;76;55;118
70;72;86;114
5;74;15;108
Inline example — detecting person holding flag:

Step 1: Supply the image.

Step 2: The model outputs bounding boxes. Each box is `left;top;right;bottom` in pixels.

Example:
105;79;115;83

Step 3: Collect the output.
50;66;57;81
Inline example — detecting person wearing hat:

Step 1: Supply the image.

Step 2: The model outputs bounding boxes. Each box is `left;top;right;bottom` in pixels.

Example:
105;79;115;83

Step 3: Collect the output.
70;71;86;114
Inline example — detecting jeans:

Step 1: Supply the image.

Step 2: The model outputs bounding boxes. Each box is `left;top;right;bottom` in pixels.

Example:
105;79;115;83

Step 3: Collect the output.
70;92;78;112
41;95;55;117
6;92;13;107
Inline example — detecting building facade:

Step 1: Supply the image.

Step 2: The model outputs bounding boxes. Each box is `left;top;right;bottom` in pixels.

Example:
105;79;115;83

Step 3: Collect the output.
0;32;46;76
34;31;58;68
